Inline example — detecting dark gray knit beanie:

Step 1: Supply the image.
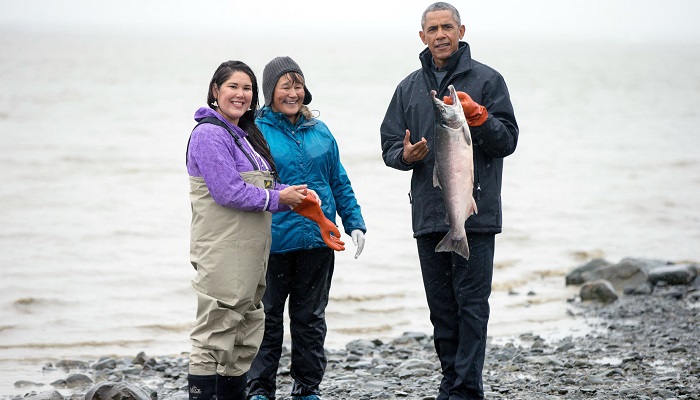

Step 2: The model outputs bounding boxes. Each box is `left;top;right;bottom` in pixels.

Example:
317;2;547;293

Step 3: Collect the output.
262;56;312;106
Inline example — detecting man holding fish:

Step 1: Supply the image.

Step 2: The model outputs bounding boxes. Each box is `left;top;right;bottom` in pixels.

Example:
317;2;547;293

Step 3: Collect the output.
380;2;519;399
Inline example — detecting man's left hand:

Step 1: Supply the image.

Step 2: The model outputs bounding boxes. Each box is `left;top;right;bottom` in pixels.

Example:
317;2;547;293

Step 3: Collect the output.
444;91;488;126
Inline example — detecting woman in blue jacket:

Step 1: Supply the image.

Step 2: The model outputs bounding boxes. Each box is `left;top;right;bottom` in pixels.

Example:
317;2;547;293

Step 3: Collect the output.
246;57;366;400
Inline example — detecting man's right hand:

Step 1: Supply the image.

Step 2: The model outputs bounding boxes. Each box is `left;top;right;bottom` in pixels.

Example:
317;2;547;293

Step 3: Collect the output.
279;184;308;208
402;130;428;163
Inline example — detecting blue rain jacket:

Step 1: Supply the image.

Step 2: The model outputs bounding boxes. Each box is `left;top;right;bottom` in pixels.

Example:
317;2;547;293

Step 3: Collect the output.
256;106;366;254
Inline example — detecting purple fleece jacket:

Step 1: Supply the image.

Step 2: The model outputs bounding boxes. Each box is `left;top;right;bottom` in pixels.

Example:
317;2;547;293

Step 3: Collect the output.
187;107;290;213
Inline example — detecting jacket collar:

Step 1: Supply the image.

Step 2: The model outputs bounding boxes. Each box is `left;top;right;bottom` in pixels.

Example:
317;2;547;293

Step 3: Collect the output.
419;41;472;77
195;106;249;138
257;105;316;129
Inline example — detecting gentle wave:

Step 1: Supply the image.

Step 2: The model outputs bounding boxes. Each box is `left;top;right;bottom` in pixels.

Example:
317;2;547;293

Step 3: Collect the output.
0;326;15;333
355;307;408;314
331;292;405;302
136;323;193;333
333;324;396;336
0;339;155;351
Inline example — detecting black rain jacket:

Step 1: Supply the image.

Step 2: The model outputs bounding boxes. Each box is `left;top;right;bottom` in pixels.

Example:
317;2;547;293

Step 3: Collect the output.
380;42;519;237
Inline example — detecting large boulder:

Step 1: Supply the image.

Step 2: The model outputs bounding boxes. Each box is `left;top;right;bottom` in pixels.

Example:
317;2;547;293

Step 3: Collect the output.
567;257;670;292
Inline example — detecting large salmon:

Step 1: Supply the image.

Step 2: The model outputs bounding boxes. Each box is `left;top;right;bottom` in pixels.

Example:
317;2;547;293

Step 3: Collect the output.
430;85;478;260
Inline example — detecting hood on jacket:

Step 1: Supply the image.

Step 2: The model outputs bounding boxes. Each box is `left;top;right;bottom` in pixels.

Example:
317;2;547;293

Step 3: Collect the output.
194;107;249;138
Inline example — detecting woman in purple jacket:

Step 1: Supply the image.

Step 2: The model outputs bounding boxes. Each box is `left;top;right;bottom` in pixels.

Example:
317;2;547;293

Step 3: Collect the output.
185;60;310;400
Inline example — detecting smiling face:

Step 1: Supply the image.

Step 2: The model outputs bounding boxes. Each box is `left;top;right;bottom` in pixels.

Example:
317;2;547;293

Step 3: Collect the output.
271;72;306;123
212;71;253;126
419;10;465;68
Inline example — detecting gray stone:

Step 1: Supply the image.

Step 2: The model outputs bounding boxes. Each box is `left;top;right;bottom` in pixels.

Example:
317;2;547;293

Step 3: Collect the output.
55;359;90;369
566;258;613;285
555;342;576;353
362;380;389;389
25;390;64;400
85;381;151;400
523;356;565;367
14;380;43;388
346;339;377;355
50;379;66;388
350;360;374;369
65;373;93;388
92;358;117;371
648;264;698;286
394;359;434;371
580;386;597;394
580;279;619;303
593;259;649;291
624;282;654;295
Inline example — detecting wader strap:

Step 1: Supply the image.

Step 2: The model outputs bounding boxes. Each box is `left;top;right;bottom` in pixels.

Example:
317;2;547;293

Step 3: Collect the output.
186;117;259;170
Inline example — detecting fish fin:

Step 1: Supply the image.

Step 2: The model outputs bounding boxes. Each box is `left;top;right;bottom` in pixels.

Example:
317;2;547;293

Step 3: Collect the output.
444;213;450;225
467;197;478;216
462;125;472;146
435;231;470;260
433;164;441;188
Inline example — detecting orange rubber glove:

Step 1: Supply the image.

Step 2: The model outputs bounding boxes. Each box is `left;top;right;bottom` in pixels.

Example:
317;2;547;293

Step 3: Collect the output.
444;91;488;126
293;192;345;251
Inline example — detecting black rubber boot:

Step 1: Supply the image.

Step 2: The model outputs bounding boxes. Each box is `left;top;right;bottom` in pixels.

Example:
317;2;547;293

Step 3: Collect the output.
216;373;247;400
188;374;217;400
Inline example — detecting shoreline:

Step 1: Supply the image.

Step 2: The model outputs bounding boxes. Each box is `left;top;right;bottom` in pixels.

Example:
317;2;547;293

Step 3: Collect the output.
5;281;698;400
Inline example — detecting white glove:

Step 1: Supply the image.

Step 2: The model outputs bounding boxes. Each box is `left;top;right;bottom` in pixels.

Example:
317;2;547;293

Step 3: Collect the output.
351;230;365;259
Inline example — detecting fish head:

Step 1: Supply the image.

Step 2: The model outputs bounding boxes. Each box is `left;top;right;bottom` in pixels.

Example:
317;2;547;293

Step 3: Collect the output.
431;85;465;129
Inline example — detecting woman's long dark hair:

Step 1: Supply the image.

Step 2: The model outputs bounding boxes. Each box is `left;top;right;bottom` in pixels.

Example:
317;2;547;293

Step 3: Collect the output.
207;60;278;177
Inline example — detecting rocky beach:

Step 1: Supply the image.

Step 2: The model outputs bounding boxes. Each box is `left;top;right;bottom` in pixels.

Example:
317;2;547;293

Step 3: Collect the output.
6;258;699;400
2;19;700;400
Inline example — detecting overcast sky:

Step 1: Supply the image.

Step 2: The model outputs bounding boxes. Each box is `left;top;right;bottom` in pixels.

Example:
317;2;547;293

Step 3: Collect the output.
1;0;699;43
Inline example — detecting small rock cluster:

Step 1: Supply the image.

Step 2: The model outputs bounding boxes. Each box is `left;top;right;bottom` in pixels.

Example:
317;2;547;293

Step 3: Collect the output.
7;257;699;400
566;257;699;303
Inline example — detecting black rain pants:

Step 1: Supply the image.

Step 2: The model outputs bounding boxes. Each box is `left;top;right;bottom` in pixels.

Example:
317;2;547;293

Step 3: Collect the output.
247;247;334;398
417;232;495;400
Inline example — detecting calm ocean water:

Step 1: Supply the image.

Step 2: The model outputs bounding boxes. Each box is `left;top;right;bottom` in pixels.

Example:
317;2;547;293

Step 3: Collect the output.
1;30;699;395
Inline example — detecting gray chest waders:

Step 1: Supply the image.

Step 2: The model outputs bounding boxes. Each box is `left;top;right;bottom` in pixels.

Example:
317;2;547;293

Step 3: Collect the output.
187;120;275;376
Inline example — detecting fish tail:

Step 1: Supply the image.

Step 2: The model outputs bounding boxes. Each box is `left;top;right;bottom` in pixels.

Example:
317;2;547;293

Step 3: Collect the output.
435;231;470;260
